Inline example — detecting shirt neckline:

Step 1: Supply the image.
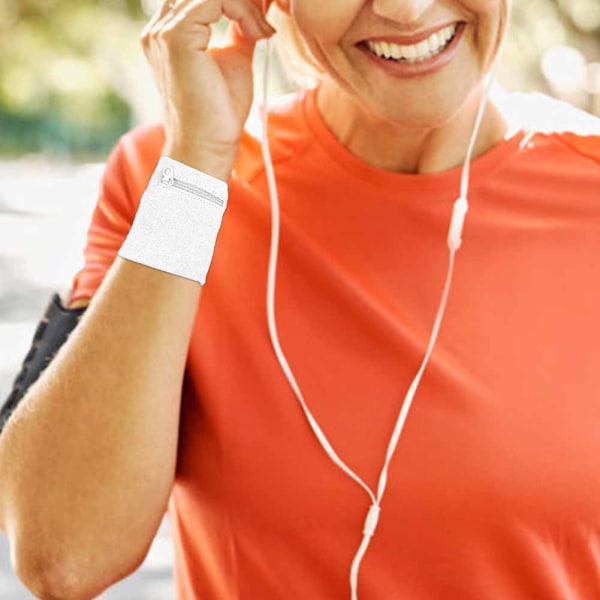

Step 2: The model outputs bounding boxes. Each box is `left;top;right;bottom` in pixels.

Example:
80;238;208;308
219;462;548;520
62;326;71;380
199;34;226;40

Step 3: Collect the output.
299;85;527;193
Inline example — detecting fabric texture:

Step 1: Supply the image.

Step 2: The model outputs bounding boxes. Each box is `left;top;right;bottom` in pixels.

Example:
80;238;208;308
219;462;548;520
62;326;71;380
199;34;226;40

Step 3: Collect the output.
68;85;600;599
117;155;228;285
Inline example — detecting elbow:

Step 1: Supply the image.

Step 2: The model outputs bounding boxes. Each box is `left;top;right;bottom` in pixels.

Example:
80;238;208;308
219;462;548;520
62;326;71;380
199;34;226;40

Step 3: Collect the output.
14;550;92;600
12;539;149;600
14;559;94;600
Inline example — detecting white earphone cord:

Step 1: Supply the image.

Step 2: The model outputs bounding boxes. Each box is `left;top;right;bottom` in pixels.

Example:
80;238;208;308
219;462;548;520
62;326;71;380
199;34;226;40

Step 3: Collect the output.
259;17;496;598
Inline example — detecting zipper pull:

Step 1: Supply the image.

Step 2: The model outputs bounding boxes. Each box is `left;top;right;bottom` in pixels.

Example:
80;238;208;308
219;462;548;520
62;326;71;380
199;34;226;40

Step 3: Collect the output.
161;166;174;186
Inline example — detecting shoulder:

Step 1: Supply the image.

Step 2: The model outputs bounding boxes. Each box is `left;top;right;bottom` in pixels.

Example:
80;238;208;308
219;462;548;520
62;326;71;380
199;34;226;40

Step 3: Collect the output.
99;122;166;203
495;85;600;166
118;121;166;176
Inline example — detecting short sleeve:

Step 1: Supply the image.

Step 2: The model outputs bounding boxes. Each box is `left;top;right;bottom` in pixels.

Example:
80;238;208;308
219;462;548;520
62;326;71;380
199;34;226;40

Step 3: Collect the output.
68;123;166;305
555;133;600;167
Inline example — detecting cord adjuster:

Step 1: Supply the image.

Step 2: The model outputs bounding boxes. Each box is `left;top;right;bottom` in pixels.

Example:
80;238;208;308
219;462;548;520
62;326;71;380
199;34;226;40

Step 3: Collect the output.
363;504;381;537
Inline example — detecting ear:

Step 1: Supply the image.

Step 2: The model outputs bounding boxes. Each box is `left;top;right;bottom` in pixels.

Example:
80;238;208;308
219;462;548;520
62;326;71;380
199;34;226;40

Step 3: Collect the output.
272;0;291;15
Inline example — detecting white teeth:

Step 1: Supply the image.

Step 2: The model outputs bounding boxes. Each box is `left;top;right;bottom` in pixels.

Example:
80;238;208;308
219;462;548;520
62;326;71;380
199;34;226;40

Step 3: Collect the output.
388;43;401;60
404;45;417;61
428;33;441;53
366;23;458;63
416;40;430;56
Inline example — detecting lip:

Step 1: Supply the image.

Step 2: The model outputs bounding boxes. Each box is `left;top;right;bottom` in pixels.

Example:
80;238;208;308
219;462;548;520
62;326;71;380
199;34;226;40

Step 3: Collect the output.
356;22;465;79
361;21;464;46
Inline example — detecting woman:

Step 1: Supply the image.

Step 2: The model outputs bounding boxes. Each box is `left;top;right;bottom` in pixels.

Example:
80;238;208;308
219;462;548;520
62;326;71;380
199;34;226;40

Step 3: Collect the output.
1;0;600;598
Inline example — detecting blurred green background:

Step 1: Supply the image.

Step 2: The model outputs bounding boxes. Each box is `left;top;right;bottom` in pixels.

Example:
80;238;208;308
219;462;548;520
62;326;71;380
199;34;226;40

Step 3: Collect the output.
1;0;599;159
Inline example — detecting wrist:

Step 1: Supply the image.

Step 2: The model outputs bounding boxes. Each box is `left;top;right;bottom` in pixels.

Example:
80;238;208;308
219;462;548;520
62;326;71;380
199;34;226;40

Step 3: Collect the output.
163;141;238;183
119;155;229;286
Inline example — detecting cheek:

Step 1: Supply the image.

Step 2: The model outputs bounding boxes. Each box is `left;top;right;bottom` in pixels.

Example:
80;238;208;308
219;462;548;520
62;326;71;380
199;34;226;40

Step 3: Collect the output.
464;0;506;12
465;0;510;59
463;0;508;28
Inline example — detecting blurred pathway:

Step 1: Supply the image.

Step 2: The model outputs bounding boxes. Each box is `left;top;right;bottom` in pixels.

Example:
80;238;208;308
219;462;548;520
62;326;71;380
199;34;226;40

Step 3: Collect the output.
0;159;175;599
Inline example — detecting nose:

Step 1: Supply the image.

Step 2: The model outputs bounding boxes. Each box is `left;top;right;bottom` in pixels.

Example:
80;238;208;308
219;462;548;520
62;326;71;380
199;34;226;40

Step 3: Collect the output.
371;0;436;25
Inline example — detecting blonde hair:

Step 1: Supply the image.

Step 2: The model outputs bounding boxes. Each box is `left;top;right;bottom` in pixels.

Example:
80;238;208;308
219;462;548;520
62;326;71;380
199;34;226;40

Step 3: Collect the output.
269;4;325;88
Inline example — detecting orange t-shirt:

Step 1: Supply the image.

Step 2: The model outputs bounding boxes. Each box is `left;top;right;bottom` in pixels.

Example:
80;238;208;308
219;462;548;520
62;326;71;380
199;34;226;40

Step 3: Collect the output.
69;86;600;599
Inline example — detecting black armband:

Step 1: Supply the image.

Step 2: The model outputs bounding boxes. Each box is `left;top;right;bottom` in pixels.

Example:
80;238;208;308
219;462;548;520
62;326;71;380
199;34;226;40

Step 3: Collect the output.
0;292;88;434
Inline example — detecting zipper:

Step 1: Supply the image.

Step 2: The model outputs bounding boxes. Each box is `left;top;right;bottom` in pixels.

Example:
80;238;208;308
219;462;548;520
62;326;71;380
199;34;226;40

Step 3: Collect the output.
160;167;225;208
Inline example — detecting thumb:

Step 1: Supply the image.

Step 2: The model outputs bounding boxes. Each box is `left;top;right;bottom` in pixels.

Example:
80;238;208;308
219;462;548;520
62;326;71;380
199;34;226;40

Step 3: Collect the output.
223;19;260;59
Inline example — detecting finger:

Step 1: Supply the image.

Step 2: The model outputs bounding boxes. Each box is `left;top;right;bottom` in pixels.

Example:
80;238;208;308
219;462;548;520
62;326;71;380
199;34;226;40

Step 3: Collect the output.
148;0;274;58
167;0;274;55
162;0;268;39
221;23;272;62
221;20;257;58
145;0;213;47
218;0;275;39
221;0;276;51
142;0;178;36
158;0;177;18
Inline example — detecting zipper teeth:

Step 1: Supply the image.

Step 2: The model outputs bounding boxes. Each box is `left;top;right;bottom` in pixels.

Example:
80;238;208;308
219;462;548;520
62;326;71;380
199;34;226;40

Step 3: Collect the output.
163;176;225;207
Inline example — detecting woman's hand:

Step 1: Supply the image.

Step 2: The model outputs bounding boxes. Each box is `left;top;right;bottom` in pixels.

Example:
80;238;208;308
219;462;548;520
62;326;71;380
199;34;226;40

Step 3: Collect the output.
141;0;275;175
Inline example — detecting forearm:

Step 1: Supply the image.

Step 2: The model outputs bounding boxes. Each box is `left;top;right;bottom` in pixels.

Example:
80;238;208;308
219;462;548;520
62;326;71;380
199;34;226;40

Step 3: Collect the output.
0;256;201;597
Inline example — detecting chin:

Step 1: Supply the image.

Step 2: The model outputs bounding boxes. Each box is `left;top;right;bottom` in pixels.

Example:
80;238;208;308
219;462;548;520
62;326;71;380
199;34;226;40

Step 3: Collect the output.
360;70;484;130
363;94;466;130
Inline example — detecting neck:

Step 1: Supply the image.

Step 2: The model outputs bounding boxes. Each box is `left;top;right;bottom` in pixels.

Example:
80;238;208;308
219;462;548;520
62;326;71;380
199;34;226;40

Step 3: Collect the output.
316;79;512;176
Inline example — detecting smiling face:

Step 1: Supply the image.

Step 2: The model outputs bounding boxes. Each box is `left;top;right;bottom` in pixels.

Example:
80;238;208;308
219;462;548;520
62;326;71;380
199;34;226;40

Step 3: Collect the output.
274;0;511;128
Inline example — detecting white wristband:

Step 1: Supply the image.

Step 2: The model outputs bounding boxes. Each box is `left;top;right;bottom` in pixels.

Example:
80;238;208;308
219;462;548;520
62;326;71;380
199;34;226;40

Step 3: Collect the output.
117;156;228;285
